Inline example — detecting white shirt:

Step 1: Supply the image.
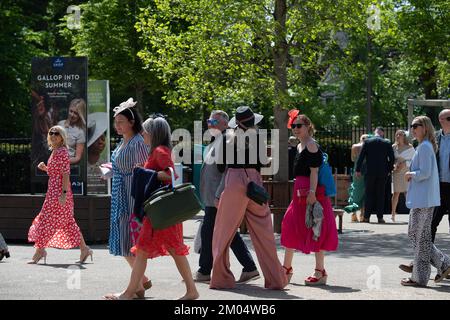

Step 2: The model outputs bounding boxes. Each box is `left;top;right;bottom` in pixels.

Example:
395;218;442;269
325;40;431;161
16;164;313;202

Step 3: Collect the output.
58;121;86;158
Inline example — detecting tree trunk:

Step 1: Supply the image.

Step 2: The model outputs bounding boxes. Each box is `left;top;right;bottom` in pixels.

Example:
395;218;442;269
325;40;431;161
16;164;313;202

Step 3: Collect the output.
273;0;289;182
421;66;438;99
135;84;144;117
421;66;439;121
272;0;289;233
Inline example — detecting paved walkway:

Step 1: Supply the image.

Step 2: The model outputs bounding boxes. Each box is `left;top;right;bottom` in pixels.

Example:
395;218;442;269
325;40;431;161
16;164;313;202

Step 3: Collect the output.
1;213;449;300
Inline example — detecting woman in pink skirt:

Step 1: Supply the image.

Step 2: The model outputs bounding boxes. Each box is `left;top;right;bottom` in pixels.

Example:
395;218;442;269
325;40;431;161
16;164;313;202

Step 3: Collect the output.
281;111;338;285
28;125;93;264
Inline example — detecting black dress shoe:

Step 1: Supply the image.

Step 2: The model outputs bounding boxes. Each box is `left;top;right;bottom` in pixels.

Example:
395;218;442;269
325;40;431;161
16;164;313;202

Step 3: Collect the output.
378;218;386;224
399;264;413;273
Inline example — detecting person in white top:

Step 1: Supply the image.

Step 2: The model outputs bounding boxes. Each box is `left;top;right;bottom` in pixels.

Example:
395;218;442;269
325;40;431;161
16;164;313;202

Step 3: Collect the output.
58;98;86;165
391;130;415;222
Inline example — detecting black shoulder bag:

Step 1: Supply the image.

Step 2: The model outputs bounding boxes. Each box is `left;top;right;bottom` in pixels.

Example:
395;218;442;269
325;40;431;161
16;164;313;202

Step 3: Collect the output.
244;169;270;205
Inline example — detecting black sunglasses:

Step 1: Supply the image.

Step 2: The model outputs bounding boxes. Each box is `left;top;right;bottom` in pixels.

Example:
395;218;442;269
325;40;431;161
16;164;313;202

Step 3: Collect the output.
49;131;60;136
291;123;306;129
410;123;423;129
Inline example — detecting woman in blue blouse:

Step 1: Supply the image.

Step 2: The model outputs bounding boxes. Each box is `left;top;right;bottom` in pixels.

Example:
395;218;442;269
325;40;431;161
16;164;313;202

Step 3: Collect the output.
109;98;151;297
401;116;450;286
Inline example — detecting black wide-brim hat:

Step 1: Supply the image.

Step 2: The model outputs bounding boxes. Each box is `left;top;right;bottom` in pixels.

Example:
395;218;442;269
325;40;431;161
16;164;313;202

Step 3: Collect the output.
228;106;264;129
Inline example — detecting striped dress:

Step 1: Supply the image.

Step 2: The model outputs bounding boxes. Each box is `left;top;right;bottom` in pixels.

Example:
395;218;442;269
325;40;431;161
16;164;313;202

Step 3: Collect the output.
109;134;149;256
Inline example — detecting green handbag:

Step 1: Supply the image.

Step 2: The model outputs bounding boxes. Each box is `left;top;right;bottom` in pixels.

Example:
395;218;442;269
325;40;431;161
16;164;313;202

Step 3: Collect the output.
143;168;203;230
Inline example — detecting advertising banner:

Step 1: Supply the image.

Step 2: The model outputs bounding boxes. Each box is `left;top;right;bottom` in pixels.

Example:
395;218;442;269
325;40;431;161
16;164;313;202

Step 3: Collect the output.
30;57;88;195
87;80;110;195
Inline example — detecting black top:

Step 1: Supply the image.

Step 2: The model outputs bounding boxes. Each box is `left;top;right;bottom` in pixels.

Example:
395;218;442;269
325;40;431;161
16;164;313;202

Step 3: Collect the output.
293;147;323;177
222;129;265;171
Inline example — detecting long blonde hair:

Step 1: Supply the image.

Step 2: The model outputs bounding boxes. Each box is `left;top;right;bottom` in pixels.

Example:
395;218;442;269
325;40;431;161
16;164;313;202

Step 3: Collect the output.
393;129;412;148
64;98;86;129
413;116;437;152
47;125;68;150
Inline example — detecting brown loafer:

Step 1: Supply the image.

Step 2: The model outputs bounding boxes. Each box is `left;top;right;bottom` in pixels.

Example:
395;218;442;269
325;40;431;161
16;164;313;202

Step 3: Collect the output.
435;266;450;283
399;264;413;273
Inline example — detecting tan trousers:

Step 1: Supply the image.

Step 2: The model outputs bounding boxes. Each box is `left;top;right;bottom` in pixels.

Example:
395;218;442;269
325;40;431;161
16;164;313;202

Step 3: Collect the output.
210;168;288;289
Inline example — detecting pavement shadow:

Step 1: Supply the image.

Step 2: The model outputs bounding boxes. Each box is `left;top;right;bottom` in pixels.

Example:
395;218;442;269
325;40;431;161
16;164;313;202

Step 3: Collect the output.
332;232;450;260
289;283;361;293
38;263;87;270
433;284;450;293
210;284;302;300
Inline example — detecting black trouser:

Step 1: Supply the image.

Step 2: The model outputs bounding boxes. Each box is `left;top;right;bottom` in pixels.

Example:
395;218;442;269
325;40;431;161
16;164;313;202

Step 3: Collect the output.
431;182;450;243
384;174;392;214
364;174;389;219
198;206;257;275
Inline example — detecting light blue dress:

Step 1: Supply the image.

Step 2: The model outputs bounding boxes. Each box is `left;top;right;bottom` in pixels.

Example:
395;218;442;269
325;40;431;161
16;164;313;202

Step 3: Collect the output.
109;134;149;256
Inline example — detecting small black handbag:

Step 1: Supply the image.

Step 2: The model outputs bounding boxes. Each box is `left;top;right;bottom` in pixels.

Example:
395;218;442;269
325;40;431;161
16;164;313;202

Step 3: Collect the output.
244;169;270;205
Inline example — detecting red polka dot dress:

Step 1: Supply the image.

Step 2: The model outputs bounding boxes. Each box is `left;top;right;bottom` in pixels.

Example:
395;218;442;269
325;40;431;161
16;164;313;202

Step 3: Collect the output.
28;147;81;249
131;146;189;258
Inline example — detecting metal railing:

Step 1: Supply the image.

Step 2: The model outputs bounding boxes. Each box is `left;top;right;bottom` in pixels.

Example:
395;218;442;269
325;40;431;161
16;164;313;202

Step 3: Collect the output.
0;124;406;193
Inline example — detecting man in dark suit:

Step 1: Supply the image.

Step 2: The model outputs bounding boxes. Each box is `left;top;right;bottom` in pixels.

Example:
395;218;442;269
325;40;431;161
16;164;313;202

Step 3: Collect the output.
356;127;395;223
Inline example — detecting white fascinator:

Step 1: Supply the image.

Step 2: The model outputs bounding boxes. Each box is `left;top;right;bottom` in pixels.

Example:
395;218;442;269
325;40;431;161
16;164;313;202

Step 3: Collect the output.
113;98;137;118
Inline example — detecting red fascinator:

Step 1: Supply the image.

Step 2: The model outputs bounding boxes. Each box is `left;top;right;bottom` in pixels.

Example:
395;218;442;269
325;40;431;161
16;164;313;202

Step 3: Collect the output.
287;109;300;128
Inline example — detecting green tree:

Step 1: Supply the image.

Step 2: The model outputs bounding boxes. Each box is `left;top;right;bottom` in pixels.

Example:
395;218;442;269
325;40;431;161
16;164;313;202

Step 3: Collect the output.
136;0;370;180
60;0;164;117
0;1;42;137
0;0;83;137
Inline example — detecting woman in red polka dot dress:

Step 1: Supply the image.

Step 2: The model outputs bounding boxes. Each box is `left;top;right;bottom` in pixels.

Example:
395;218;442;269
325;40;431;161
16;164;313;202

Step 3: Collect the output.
28;125;93;264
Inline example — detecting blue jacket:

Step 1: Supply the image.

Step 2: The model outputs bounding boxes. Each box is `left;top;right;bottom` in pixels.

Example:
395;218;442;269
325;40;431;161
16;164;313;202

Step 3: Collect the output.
131;167;161;222
406;140;441;209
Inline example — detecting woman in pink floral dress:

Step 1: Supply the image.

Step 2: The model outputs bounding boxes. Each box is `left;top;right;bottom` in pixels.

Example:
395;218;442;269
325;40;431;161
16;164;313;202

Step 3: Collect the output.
28;125;93;264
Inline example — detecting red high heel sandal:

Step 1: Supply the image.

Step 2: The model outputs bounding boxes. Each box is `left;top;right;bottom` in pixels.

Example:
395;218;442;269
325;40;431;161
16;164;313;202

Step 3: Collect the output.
283;266;293;283
305;269;327;286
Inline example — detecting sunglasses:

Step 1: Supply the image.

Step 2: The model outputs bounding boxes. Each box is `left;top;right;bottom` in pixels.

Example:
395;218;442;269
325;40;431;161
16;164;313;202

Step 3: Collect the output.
410;123;423;129
207;119;219;126
48;131;60;136
291;123;306;129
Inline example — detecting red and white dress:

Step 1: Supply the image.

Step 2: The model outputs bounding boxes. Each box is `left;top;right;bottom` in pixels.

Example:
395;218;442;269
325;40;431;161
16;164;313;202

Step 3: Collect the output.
28;147;81;249
131;146;189;258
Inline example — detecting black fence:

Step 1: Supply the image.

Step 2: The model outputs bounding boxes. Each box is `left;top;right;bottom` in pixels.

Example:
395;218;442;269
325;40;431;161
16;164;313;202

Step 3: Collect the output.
0;138;32;193
315;125;406;174
0;125;406;193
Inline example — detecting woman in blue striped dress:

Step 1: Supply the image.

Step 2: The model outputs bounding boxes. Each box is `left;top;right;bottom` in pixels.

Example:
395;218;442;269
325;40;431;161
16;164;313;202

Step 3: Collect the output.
109;98;151;297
